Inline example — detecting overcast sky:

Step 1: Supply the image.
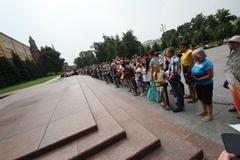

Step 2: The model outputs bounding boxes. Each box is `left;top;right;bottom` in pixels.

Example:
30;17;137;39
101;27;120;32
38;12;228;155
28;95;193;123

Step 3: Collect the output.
1;0;240;64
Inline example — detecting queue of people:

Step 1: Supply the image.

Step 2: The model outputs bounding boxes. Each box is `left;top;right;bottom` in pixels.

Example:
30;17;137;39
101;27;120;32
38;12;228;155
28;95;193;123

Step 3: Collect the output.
79;35;240;123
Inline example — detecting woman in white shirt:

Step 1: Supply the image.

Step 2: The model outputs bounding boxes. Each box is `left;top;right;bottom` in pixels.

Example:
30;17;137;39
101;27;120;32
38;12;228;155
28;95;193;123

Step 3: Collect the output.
141;57;151;88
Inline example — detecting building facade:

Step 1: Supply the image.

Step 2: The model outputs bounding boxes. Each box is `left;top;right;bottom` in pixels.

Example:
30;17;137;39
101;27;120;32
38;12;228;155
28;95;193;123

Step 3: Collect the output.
0;32;39;62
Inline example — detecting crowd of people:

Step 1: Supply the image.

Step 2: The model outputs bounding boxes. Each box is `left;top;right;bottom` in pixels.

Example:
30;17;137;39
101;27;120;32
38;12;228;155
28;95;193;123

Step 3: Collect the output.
78;36;240;124
77;36;240;160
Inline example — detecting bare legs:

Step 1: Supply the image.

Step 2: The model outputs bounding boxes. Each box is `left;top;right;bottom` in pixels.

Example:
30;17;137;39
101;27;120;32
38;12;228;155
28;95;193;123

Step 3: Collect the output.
196;102;213;122
189;84;197;101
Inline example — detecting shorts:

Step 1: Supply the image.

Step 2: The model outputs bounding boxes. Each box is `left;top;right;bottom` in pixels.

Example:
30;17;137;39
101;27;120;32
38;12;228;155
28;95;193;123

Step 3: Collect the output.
195;83;213;105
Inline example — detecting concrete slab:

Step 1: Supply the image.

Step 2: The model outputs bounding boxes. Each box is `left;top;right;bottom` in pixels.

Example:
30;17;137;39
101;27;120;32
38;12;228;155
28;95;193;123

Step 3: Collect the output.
39;109;96;149
0;126;45;160
0;78;97;160
36;78;126;160
82;76;217;159
79;77;161;160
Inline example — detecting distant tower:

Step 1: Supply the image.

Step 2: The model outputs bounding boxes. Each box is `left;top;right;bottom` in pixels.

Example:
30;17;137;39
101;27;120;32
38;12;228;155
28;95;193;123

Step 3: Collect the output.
29;36;39;62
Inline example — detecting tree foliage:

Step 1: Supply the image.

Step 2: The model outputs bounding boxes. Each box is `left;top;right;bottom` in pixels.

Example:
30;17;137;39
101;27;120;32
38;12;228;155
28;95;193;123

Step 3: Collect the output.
38;46;65;74
0;57;20;87
12;53;31;82
74;30;141;67
160;9;239;48
0;46;65;88
74;50;97;68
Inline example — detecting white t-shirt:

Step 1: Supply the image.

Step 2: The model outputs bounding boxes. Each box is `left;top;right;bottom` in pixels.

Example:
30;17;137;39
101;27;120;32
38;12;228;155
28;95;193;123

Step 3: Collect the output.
142;68;151;82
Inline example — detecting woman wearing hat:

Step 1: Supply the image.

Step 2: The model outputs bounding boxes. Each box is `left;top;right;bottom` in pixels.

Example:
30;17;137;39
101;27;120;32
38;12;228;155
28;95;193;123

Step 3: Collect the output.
191;48;214;122
226;35;240;119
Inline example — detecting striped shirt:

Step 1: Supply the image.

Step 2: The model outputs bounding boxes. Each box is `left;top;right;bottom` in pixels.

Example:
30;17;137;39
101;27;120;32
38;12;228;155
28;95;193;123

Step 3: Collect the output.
166;56;181;77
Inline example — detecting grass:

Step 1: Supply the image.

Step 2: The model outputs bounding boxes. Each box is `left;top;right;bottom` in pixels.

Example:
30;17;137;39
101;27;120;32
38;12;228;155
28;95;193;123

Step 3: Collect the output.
0;75;59;96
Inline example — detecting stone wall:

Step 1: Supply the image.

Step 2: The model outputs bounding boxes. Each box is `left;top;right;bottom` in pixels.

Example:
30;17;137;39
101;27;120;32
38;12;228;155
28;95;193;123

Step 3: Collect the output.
0;32;33;61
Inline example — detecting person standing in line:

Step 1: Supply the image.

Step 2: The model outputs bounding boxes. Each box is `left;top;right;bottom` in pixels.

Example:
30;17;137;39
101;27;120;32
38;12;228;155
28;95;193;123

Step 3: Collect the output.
165;47;185;112
191;48;214;122
123;60;138;96
179;42;197;103
147;51;161;102
226;35;240;119
141;57;151;89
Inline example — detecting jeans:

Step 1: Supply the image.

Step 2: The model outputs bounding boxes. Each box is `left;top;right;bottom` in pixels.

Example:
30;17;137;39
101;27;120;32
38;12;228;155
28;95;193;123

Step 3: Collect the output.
127;79;133;91
131;79;138;94
169;75;184;109
114;76;121;87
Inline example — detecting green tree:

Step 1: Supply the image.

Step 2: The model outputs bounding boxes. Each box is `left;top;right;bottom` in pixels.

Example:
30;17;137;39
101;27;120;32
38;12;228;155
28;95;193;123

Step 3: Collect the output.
215;9;237;24
161;29;180;48
38;46;65;74
177;22;192;43
152;42;160;51
215;9;237;39
93;42;107;63
232;17;240;34
139;44;146;54
159;8;239;50
0;57;20;87
12;53;31;81
205;14;218;40
74;50;97;68
25;60;41;79
122;30;141;58
146;45;152;52
115;35;127;57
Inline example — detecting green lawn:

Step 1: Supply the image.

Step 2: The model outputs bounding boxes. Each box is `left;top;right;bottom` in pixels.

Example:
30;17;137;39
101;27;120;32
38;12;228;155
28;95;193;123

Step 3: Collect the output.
0;75;59;96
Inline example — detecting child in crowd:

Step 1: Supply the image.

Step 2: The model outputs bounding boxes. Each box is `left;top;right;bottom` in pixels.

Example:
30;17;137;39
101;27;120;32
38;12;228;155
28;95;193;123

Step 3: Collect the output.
136;63;145;96
153;63;166;107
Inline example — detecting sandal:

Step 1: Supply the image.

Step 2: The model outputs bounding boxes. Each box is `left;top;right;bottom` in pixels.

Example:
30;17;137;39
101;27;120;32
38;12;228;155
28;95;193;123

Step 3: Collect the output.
195;112;207;116
202;116;213;122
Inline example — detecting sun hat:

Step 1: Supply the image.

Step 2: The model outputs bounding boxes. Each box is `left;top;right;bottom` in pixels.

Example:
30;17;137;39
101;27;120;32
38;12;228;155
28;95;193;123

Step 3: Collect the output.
227;35;240;43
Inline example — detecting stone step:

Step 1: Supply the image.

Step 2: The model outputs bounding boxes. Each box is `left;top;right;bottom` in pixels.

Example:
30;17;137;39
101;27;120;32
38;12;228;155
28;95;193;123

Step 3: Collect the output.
2;78;98;160
84;76;204;160
34;77;126;160
37;116;126;160
79;77;161;160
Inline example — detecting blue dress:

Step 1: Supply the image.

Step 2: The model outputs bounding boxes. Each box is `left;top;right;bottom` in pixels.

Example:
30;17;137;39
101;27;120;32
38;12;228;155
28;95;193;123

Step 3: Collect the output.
147;58;161;102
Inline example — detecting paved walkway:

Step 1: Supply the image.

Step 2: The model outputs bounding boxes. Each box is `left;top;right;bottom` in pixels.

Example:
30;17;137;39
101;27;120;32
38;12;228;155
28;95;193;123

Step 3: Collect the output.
0;78;97;159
